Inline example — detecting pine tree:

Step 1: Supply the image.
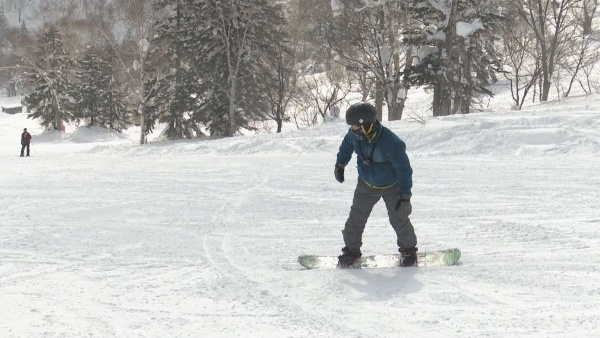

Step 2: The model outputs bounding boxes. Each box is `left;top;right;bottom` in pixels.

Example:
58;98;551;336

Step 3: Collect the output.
19;21;28;39
74;46;106;127
153;0;201;139
23;26;74;131
74;45;129;131
191;0;288;137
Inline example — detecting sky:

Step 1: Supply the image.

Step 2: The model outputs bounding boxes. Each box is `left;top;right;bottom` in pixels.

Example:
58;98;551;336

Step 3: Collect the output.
1;83;600;337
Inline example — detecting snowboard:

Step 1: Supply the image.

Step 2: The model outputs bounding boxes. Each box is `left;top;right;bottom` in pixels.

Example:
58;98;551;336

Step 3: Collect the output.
298;248;461;269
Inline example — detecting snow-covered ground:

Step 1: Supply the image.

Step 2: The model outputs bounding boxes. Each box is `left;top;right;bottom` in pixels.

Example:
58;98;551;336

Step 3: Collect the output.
1;92;600;337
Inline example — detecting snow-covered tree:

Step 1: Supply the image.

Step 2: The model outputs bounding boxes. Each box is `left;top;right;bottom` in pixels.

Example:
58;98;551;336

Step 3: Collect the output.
102;0;167;144
408;0;504;115
328;0;429;121
73;46;128;131
23;26;74;131
191;0;288;137
138;39;169;141
153;0;202;139
74;46;107;127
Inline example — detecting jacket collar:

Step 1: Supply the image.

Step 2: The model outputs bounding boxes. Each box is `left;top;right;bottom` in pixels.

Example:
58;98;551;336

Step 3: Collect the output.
363;122;383;144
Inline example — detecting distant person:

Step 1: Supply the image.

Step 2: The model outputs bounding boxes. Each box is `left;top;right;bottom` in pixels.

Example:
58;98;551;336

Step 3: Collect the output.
20;128;31;157
334;102;418;267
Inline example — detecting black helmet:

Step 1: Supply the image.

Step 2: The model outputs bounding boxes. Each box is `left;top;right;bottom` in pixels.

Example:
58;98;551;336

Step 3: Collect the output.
345;102;377;125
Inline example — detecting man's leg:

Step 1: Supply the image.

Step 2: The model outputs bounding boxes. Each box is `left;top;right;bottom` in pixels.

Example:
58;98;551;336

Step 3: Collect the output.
382;187;417;249
26;144;30;156
20;144;25;157
342;179;382;250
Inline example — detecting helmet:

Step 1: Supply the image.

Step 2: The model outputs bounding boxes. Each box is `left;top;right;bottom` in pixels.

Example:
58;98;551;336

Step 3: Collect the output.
345;102;377;125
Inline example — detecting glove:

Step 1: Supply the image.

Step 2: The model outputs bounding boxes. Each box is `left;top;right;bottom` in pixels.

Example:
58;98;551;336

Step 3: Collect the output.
395;195;412;218
334;163;345;183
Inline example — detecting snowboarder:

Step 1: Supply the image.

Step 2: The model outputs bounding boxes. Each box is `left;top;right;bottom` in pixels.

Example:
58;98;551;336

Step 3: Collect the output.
334;102;418;267
20;128;32;157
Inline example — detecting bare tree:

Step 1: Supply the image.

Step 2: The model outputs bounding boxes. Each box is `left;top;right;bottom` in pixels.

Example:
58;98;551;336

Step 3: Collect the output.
581;0;598;34
264;42;297;133
560;32;600;96
558;0;600;96
517;0;579;101
328;0;411;121
501;14;542;109
293;64;353;127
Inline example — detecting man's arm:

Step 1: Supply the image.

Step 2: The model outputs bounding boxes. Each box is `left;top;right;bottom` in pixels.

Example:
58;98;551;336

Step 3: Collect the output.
386;138;413;196
336;131;355;166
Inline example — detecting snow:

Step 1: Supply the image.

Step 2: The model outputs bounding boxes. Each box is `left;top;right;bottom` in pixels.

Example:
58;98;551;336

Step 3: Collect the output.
330;0;345;17
456;19;484;38
2;92;600;337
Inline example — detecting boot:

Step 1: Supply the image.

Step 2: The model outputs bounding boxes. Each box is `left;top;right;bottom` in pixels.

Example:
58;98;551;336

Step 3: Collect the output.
338;246;362;267
399;247;418;267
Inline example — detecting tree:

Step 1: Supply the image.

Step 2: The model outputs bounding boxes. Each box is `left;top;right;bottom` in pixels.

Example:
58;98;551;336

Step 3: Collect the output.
23;26;74;131
264;39;296;133
4;0;33;23
0;4;8;44
500;12;542;109
153;0;202;139
558;0;600;97
73;45;129;131
192;0;288;137
581;0;598;34
287;0;333;66
328;0;392;120
407;0;504;115
103;48;130;132
103;0;167;144
74;46;106;127
517;0;579;101
294;64;353;128
328;0;431;121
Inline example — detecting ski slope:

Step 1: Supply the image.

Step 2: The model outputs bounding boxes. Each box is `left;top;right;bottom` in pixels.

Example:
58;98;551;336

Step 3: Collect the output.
1;93;600;337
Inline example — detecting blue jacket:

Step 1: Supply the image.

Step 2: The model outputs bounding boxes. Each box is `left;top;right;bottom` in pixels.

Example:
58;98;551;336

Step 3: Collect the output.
336;122;413;195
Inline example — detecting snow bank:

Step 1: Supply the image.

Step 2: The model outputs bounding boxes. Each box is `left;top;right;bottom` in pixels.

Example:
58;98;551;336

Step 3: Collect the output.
398;111;600;157
4;93;600;158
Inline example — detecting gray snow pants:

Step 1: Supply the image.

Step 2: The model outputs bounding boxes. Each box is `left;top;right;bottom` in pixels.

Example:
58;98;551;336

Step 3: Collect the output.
343;178;417;251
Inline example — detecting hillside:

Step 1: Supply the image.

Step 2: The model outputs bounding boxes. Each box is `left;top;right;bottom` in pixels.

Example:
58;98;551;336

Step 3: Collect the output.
1;93;600;337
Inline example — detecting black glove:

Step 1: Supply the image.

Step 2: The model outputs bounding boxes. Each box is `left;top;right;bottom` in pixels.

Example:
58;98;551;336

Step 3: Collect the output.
395;195;412;218
334;163;345;183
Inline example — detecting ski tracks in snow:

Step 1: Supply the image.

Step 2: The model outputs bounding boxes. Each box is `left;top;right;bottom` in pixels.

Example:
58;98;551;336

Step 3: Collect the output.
200;234;364;338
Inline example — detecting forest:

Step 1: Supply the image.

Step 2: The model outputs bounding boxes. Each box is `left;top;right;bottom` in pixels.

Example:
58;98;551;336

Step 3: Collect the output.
0;0;598;143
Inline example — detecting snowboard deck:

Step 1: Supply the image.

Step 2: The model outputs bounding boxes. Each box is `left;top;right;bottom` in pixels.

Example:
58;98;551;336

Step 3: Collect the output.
298;248;461;269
